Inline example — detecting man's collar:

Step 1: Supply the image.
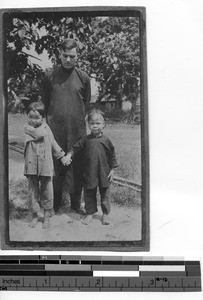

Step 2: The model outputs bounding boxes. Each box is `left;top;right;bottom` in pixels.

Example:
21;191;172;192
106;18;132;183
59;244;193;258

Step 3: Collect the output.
61;65;75;72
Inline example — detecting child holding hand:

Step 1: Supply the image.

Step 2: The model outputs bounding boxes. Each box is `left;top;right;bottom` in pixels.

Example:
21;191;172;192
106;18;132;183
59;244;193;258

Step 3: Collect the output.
24;102;69;229
64;109;118;225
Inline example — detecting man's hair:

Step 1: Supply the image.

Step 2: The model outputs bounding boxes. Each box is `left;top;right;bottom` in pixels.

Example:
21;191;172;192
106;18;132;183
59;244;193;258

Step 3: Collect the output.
27;102;45;117
87;109;105;122
59;38;78;51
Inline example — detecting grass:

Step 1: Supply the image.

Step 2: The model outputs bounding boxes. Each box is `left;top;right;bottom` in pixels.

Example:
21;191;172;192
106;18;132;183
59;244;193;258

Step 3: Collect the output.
104;124;141;183
103;124;141;207
8;113;142;214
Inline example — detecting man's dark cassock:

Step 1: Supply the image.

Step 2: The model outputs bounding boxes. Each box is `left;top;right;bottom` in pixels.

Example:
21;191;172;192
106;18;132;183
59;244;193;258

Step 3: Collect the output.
42;65;91;210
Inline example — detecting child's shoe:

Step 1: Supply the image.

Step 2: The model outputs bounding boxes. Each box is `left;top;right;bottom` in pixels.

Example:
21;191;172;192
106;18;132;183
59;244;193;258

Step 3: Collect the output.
49;208;55;217
102;214;110;225
82;215;93;225
28;213;38;228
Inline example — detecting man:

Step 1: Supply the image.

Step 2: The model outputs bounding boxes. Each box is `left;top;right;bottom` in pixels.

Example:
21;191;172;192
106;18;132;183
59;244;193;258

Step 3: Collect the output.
42;38;91;214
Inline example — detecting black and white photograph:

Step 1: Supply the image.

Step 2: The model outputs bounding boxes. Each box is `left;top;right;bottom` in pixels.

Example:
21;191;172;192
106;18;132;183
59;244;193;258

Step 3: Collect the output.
1;7;149;251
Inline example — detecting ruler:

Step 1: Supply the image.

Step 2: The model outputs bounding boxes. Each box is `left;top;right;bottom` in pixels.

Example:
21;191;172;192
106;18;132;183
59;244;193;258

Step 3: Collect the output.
0;256;201;292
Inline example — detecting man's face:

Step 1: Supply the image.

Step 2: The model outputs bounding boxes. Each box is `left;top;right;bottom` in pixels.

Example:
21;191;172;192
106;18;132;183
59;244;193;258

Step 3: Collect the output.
60;48;77;69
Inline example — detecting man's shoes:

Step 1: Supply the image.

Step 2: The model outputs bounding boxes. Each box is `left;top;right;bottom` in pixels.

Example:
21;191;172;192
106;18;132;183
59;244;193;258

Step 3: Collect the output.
70;207;86;215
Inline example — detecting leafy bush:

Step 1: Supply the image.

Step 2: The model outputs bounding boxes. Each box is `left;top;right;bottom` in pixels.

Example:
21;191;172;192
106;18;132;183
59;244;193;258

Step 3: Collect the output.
9;178;29;219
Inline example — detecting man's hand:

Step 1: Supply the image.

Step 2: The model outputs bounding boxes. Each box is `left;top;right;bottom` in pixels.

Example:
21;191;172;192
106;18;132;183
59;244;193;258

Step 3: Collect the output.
108;169;115;182
61;153;72;166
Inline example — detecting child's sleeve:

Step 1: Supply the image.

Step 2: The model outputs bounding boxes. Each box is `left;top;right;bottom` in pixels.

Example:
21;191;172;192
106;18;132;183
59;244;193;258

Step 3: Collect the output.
52;141;65;160
107;139;119;169
68;137;85;158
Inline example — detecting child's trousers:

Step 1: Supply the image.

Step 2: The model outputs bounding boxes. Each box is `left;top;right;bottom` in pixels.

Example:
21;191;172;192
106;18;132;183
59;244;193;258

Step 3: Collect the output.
28;175;53;213
84;186;111;215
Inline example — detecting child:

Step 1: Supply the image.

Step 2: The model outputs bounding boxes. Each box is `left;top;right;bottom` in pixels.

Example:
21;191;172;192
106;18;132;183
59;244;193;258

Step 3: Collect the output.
65;109;118;225
24;102;68;229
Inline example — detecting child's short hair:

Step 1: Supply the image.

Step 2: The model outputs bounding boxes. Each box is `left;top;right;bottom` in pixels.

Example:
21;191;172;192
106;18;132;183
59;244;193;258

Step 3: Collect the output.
87;109;105;122
26;102;45;117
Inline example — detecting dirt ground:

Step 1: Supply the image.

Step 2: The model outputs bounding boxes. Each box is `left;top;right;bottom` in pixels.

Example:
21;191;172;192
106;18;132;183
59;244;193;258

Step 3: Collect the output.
8;143;142;243
9;206;141;242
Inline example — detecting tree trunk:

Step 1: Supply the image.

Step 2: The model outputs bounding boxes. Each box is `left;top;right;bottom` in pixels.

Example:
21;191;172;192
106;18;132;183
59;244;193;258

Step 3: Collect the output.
130;92;139;115
130;91;140;124
97;82;106;103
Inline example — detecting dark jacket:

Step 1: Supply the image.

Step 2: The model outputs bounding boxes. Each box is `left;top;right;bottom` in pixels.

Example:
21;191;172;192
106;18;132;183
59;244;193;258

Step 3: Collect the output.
70;133;118;189
42;65;91;192
42;66;91;150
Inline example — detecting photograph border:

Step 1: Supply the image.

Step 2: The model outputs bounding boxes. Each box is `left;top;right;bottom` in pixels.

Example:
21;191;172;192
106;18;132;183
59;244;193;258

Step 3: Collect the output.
0;6;149;251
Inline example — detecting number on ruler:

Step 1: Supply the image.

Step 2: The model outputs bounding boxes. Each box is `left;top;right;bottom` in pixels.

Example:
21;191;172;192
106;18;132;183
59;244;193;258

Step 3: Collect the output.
150;280;155;286
96;279;101;286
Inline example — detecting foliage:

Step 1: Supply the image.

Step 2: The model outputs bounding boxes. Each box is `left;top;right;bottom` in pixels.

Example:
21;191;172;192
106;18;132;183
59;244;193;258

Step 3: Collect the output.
5;13;140;114
8;68;44;112
6;16;46;112
86;17;140;105
9;178;29;219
